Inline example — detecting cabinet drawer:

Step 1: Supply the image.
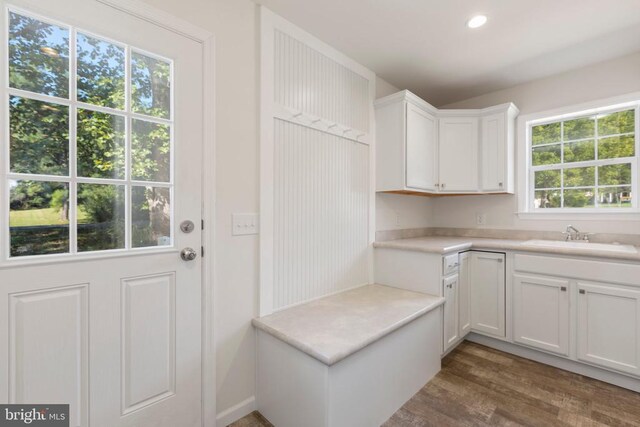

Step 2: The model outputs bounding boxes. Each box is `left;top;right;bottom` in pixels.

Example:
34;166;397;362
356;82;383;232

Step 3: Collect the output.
443;253;459;275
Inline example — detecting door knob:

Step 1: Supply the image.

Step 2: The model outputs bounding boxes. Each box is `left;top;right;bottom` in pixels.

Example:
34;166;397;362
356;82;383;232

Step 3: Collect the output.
181;247;198;261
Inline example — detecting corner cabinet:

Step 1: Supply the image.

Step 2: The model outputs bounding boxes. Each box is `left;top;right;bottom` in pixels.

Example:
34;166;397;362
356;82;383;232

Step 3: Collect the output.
375;90;518;195
438;117;478;192
375;91;438;193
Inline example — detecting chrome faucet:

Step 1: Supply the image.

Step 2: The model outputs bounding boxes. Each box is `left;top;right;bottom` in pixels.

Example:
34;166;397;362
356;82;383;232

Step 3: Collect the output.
563;225;590;242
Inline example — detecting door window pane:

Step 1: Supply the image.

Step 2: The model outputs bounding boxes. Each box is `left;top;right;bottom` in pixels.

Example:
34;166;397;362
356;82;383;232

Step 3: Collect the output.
131;52;171;119
77;184;125;251
10;96;69;175
77;33;125;109
132;186;171;248
77;109;125;179
10;180;69;256
132;119;170;182
9;12;69;98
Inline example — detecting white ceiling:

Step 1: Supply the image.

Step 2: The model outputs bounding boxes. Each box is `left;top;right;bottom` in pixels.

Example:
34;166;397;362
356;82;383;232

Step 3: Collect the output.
256;0;640;106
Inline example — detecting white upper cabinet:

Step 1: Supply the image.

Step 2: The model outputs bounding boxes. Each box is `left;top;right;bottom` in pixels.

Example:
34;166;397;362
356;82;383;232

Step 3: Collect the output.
375;90;518;195
481;108;518;192
406;103;438;191
375;91;438;193
438;116;478;192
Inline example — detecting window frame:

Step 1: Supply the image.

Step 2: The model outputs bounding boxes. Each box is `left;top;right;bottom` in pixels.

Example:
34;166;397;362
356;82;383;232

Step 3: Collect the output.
1;6;176;262
518;93;640;219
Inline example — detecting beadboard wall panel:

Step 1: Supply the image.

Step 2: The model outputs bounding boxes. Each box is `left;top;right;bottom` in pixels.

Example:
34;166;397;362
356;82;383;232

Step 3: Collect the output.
273;120;370;310
274;30;370;134
260;7;376;315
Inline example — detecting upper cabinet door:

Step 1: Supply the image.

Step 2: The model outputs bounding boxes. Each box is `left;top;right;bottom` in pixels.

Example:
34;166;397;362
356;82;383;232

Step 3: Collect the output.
405;103;437;191
481;113;506;192
438;117;479;192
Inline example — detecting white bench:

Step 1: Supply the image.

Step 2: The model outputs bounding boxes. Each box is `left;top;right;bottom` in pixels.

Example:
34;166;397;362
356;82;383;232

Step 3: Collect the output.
252;284;444;427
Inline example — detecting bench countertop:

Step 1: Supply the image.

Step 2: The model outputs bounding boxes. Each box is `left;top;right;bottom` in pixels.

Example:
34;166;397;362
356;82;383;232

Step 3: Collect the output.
252;284;444;365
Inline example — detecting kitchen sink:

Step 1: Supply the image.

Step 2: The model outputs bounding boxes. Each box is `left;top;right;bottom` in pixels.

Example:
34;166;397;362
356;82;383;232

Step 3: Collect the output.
524;240;638;254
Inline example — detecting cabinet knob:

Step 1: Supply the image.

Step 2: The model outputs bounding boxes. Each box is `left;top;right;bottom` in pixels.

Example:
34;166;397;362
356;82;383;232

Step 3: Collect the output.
579;289;586;294
499;182;503;187
441;183;446;189
560;286;567;292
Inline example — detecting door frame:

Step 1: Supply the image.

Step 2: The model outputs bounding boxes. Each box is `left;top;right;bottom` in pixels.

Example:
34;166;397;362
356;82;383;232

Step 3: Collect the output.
94;1;216;426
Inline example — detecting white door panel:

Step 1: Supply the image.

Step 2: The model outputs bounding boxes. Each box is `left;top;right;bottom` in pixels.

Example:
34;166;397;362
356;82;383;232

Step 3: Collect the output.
443;274;459;352
405;103;437;191
577;282;640;376
458;252;471;336
0;1;204;426
438;117;478;192
513;274;569;356
470;252;505;338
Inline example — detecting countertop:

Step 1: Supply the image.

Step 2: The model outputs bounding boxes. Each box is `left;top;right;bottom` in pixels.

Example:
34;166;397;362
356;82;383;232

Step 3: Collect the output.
373;236;640;262
252;284;444;366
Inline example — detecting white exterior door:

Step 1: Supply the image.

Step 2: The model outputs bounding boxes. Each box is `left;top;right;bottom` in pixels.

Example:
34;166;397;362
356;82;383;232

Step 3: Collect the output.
0;1;204;426
513;274;570;356
470;252;505;338
405;103;437;191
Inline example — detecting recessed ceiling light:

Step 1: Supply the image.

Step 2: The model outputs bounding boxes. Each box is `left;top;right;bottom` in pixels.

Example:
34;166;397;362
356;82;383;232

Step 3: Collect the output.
467;15;488;29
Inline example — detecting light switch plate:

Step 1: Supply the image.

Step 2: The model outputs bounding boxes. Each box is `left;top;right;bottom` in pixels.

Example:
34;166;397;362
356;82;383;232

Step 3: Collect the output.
232;213;259;236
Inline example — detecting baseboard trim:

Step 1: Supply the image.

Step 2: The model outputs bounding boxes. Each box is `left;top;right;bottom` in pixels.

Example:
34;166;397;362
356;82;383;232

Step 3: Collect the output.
466;333;640;393
216;396;256;427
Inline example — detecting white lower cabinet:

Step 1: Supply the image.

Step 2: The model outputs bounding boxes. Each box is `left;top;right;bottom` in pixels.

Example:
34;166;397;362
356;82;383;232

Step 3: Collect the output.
458;252;471;336
443;274;459;352
577;282;640;376
470;252;506;338
513;274;569;356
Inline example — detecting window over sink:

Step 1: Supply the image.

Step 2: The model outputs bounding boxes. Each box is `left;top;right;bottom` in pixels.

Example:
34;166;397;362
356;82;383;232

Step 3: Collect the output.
522;99;639;215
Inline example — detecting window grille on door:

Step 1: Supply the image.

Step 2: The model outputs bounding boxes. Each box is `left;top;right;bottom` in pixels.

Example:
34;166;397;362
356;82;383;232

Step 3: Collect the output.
4;8;174;258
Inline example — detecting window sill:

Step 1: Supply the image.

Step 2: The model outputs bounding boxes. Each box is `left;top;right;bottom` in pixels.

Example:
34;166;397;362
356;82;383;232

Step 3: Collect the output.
517;211;640;221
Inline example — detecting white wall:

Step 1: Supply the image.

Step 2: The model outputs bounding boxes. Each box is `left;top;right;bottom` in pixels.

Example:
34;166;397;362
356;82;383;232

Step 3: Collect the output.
375;77;434;231
433;52;640;234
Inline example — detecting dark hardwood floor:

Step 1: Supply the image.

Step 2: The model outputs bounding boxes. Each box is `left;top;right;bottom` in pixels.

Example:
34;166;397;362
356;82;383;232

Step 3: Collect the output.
231;341;640;426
